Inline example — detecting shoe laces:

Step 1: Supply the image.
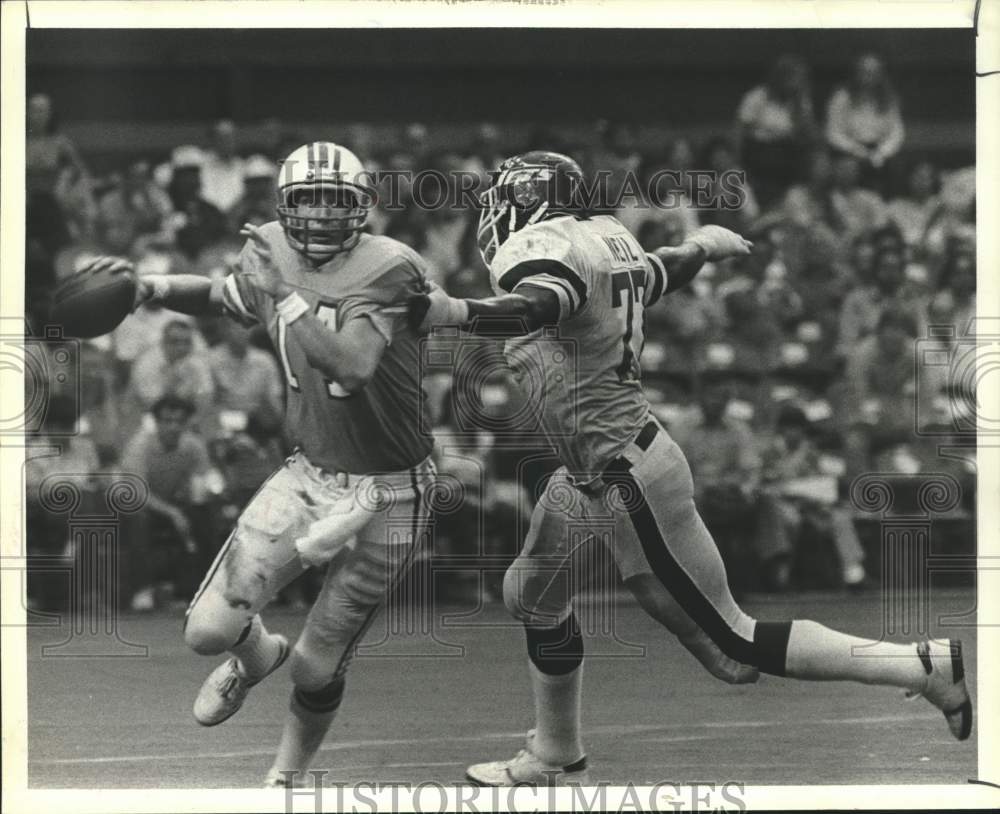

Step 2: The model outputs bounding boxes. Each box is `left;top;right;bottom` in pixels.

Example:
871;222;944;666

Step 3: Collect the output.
219;661;243;699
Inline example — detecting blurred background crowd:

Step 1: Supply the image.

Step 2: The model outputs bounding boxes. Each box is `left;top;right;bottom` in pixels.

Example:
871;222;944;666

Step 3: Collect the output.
23;30;976;612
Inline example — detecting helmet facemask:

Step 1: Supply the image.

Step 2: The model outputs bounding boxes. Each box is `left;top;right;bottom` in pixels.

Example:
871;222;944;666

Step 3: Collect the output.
476;165;557;270
277;183;373;262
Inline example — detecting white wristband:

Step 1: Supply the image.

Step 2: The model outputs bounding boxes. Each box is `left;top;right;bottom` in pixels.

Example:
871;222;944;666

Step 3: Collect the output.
142;274;172;302
276;291;310;324
448;298;471;325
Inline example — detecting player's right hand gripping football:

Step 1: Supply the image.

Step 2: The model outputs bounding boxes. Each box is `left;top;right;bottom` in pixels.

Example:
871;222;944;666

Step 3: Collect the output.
687;225;754;262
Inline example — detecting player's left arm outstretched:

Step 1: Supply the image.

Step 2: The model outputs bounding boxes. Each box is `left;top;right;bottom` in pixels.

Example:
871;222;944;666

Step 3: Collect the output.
239;223;388;393
649;224;753;296
408;225;752;338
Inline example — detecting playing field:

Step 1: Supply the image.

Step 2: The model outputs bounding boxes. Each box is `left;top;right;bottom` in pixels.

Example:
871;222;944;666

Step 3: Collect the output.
27;589;977;788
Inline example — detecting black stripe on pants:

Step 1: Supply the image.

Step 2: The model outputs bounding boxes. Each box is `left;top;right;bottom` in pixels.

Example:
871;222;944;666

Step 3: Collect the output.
604;459;757;668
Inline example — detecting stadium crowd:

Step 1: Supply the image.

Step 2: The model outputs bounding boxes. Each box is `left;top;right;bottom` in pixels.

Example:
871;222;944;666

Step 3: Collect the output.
24;53;976;612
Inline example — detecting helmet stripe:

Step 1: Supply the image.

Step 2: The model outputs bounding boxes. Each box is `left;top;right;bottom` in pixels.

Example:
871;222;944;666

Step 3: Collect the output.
333;147;341;174
307;142;315;170
317;142;329;168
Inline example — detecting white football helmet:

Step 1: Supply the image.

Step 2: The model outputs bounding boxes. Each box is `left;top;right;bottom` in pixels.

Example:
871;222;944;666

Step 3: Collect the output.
276;142;376;261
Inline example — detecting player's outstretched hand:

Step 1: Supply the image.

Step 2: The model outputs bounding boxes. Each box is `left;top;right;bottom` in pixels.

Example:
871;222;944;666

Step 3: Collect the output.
687;225;753;262
407;287;470;333
239;223;291;300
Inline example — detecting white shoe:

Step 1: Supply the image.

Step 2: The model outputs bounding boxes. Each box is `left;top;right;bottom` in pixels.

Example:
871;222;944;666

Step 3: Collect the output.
466;731;589;786
193;634;290;727
906;639;972;741
263;767;309;788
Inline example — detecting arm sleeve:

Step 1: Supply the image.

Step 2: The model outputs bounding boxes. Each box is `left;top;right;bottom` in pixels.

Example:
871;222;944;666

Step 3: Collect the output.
490;225;589;320
220;240;264;326
642;252;669;307
337;258;424;345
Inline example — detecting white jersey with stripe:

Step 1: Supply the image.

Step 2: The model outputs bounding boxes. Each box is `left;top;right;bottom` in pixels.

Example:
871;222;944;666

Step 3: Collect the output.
490;214;669;476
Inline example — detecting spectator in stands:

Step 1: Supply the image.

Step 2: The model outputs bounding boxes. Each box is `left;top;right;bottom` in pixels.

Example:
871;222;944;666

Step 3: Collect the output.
887;156;941;257
414;151;476;285
616;152;698;239
127;319;215;432
929;238;976;335
719;285;784;374
756;404;867;591
923;166;975;273
404;122;432;165
207;318;283;435
836;229;923;355
828;152;889;241
841;307;920;481
427;375;534;601
165;145;229;260
698;136;760;234
775;224;850;355
463;122;507;186
777;146;835;229
25;394;101;611
674;382;761;586
200;119;246;212
639;218;724;370
734;54;818;207
77;341;125;455
26;92;93;251
96;159;173;254
825;53;905;193
112;252;206;386
227;154;278;231
121;395;215;609
592;121;642;214
25;393;100;503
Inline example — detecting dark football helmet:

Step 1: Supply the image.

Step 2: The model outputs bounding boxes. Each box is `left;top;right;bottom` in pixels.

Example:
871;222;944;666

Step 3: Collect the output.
476;151;586;268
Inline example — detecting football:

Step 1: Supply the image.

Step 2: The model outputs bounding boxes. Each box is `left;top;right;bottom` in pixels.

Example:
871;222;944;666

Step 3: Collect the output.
50;256;138;339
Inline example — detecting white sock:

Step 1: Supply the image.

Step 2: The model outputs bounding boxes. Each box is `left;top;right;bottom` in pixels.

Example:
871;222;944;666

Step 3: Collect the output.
784;620;927;692
529;661;584;766
270;690;340;781
231;616;281;680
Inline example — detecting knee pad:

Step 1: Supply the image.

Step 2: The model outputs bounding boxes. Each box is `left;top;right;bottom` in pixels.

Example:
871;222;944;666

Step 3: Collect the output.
525;613;583;676
502;563;571;626
184;592;247;655
294;675;346;715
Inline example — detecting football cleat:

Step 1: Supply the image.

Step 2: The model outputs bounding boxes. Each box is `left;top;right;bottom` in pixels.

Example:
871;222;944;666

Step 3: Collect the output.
906;638;972;741
193;634;290;727
263;767;309;788
465;730;590;786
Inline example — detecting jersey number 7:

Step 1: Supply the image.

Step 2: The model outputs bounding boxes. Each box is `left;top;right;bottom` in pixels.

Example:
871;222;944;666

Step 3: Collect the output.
277;303;351;398
611;268;646;383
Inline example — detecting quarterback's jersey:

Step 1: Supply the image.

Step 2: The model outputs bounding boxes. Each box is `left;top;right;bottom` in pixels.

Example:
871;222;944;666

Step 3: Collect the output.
490;215;668;476
220;222;433;474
